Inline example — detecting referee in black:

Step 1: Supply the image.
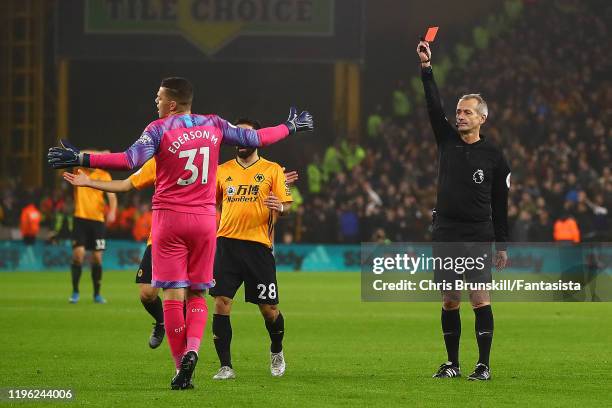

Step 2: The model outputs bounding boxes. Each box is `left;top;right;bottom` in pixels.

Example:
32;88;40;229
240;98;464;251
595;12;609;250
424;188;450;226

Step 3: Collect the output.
417;40;510;381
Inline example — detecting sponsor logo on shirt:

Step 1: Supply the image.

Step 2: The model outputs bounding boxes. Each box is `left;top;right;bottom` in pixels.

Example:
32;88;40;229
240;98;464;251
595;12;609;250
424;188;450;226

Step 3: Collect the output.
226;184;260;202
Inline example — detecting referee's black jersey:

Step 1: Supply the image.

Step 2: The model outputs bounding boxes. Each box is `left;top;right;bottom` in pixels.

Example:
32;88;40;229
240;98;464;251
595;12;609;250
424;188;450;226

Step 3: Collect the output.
421;66;511;245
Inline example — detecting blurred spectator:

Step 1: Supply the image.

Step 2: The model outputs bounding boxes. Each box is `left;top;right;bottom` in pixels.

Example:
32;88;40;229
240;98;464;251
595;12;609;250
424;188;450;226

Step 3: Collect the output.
528;210;552;242
307;154;323;194
282;231;294;244
574;201;594;241
586;193;609;240
553;213;581;243
338;203;359;243
511;210;532;242
392;80;411;124
322;141;342;181
132;204;152;242
52;197;74;241
20;199;41;245
371;228;390;244
340;138;366;171
118;200;138;238
289;185;303;212
1;188;18;227
366;104;383;141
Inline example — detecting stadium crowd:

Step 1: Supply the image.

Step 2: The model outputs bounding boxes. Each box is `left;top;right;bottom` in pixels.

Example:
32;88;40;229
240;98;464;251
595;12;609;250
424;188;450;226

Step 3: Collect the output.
1;0;609;245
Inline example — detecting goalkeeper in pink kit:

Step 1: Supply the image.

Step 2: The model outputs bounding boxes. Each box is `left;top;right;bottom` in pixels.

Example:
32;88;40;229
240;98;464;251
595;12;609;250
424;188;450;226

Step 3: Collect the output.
48;77;313;389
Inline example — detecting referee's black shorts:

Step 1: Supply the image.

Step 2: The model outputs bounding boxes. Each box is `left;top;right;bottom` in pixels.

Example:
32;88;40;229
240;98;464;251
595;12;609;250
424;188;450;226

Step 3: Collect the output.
209;237;278;305
432;216;495;288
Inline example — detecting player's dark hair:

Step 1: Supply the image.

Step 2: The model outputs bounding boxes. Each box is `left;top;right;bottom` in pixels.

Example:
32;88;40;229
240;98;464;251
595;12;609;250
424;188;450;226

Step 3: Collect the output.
160;77;193;107
235;118;262;130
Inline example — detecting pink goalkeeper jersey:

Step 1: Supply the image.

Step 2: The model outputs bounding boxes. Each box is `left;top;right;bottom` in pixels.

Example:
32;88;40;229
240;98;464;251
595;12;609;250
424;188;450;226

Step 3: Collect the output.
88;113;290;215
153;116;222;215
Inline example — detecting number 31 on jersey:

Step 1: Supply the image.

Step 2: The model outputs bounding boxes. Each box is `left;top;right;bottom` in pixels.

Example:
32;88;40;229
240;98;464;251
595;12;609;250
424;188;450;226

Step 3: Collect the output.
177;147;210;186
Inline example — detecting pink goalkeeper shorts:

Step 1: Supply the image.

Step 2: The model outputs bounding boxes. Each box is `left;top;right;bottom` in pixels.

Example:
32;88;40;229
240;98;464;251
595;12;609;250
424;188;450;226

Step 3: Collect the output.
151;209;216;290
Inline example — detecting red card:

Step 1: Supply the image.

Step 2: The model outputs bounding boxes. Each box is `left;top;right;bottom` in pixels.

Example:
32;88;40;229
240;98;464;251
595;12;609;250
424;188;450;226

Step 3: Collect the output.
424;26;439;42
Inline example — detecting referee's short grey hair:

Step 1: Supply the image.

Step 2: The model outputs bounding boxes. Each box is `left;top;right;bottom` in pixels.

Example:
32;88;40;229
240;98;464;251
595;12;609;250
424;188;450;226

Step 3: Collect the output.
459;93;488;118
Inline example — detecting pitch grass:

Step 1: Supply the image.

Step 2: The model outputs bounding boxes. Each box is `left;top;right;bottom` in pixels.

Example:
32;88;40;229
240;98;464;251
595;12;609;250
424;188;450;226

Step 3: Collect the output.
1;271;611;408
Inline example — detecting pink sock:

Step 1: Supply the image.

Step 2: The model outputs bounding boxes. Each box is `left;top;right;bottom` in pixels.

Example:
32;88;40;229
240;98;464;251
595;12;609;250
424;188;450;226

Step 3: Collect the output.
163;299;186;370
185;297;208;354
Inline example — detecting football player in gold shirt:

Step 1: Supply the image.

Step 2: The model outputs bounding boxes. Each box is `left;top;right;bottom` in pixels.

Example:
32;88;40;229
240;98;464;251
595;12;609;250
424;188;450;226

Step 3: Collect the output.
210;118;293;380
68;159;117;304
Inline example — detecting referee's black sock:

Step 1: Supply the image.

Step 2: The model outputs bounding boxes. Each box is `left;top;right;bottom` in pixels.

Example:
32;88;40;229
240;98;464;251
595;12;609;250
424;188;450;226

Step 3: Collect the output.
71;263;82;293
474;305;494;367
265;312;284;354
213;314;232;368
142;296;164;324
91;264;103;296
441;308;461;367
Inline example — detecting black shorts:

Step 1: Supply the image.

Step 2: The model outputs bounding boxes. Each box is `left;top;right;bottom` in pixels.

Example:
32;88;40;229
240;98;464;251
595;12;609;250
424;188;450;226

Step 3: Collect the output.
209;237;278;305
135;245;152;284
73;217;106;251
432;217;494;288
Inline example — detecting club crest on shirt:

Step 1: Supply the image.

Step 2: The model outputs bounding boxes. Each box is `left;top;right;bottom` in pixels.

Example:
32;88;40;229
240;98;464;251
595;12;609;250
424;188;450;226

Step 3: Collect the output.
254;173;265;183
227;185;236;196
473;169;484;184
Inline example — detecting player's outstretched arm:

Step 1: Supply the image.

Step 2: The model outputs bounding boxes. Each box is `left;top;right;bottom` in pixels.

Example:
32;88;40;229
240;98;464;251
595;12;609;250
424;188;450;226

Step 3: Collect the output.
63;169;135;193
48;122;160;170
219;107;313;148
417;41;455;144
48;140;85;169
